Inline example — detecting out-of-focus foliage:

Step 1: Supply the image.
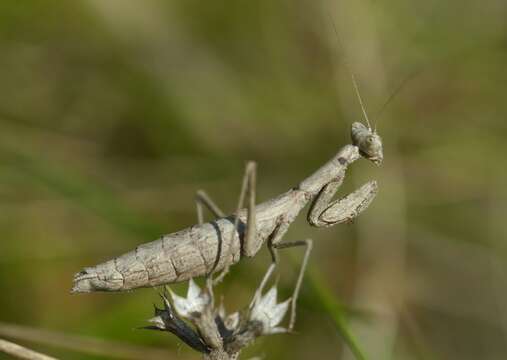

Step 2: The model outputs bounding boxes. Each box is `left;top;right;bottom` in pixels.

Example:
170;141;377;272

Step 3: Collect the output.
0;0;506;359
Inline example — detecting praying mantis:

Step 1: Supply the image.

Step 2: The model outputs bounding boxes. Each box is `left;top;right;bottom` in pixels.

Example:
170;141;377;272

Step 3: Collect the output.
72;17;385;333
72;121;382;331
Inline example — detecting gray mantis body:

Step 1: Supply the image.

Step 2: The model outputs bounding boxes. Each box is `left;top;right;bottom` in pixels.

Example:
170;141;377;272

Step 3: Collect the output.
72;122;382;298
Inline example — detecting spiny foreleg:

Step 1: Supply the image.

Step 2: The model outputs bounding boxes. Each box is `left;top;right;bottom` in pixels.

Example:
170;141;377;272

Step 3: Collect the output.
308;180;378;227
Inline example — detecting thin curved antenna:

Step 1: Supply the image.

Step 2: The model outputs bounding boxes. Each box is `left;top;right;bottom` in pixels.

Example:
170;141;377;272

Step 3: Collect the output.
328;14;372;131
373;69;420;132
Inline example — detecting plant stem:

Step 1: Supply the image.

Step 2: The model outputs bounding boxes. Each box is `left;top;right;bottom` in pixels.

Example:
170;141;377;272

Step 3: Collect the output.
0;338;57;360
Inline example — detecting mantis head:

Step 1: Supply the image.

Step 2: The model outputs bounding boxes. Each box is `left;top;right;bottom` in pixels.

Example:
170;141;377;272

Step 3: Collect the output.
351;122;383;166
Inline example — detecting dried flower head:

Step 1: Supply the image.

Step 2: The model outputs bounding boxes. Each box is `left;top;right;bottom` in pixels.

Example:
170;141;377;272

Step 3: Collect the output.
144;289;210;354
144;278;292;359
218;303;240;332
170;278;210;319
249;286;290;335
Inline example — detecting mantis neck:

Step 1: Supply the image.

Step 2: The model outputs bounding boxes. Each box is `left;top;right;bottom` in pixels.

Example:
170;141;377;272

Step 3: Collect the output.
298;144;360;196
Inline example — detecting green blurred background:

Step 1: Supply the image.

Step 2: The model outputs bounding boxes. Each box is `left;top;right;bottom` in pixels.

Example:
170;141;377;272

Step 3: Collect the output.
0;0;506;359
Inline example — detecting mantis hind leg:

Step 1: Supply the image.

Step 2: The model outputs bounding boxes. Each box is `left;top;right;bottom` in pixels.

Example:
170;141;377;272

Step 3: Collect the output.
194;189;226;294
213;161;258;285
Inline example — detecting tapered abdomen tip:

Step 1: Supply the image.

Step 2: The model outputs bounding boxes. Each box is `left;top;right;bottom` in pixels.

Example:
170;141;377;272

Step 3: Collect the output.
71;269;97;293
72;264;126;292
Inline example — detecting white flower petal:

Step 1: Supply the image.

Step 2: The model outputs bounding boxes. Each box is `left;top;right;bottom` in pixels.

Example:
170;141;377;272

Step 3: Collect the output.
267;326;288;335
187;278;201;301
225;312;240;330
147;316;165;329
259;286;277;310
218;302;226;319
170;290;192;317
268;298;290;328
169;280;210;319
249;285;290;334
250;298;269;325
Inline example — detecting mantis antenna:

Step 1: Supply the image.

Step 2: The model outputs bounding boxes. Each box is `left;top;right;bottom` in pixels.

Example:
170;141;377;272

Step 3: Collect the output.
328;14;373;132
328;14;418;134
372;68;419;132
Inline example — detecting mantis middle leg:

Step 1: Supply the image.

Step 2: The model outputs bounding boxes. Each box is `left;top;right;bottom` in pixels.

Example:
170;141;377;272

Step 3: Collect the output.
245;212;312;332
195;189;226;224
273;239;313;332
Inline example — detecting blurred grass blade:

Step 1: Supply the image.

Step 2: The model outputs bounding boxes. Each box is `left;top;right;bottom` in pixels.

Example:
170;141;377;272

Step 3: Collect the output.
0;322;183;360
0;143;165;239
308;270;366;360
0;337;57;360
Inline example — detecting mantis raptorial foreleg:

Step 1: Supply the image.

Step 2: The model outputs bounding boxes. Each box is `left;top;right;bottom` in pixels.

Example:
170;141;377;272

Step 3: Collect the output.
263;175;377;331
213;161;258;285
308;177;344;227
309;179;378;227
